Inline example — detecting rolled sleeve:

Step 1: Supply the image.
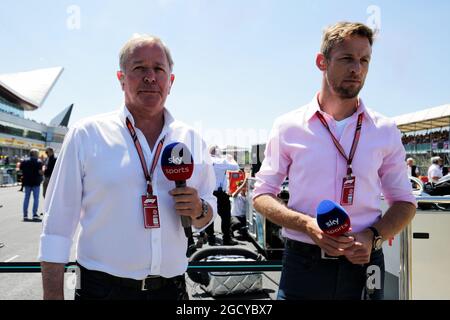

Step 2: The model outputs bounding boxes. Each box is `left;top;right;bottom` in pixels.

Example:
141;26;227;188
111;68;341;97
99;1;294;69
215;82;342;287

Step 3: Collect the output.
39;234;73;263
38;126;84;263
253;119;291;199
379;127;417;207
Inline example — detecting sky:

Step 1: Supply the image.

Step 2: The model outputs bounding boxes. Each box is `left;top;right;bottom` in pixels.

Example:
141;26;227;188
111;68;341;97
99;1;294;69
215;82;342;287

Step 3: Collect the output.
0;0;449;148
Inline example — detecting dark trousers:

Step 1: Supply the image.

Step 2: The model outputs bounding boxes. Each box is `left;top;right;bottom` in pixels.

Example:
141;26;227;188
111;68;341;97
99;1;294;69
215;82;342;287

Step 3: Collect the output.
277;240;385;300
231;216;248;237
74;263;188;300
205;190;232;241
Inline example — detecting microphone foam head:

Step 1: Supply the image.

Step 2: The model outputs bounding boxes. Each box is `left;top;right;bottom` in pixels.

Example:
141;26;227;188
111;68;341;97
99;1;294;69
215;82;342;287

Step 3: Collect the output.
316;200;351;236
161;142;194;181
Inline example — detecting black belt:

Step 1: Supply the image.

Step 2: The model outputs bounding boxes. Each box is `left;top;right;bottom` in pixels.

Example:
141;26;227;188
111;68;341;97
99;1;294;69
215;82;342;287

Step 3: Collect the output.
77;263;184;292
286;239;383;261
286;239;348;261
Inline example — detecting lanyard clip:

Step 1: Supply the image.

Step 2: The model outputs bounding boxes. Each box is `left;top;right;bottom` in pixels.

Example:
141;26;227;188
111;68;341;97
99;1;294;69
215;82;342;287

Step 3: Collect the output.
346;164;353;179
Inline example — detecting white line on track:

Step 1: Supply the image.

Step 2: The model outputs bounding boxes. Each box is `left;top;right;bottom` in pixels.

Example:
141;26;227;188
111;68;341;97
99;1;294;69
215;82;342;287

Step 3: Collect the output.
4;255;19;262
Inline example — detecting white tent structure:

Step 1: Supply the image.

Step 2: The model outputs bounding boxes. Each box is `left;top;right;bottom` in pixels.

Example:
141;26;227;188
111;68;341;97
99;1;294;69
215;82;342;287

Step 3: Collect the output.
393;104;450;133
0;67;63;111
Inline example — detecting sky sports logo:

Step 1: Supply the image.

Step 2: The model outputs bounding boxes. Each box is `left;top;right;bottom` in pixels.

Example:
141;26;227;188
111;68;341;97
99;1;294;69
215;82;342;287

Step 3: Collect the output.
325;218;340;228
168;156;183;165
163;167;191;174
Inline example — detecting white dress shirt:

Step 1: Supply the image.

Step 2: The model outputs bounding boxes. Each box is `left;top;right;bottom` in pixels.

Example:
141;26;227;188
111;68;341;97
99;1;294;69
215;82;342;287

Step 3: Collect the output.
211;155;240;192
428;164;443;183
38;105;217;280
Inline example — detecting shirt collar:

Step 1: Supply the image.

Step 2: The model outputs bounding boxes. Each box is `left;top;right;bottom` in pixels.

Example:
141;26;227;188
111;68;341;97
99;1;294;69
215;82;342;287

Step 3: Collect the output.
305;93;369;123
119;104;176;137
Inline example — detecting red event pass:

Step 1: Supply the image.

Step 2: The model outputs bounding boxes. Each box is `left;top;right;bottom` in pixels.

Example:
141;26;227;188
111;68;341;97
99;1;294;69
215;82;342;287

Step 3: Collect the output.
142;195;160;229
340;176;356;206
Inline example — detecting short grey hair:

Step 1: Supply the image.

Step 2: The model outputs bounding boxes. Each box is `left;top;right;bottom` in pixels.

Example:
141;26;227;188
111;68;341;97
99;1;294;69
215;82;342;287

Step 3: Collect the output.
431;156;442;164
119;34;174;72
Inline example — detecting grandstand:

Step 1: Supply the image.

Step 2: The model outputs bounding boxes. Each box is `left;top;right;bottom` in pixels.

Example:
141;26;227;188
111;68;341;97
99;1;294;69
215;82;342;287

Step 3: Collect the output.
393;104;450;174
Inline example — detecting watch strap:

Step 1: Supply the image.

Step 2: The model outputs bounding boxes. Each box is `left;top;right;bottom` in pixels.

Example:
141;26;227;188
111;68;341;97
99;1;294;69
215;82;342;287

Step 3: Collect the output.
196;199;208;220
368;226;380;238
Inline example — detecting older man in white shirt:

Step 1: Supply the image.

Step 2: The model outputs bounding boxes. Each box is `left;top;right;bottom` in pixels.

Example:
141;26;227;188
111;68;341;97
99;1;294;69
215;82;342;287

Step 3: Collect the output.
39;34;217;300
428;156;443;183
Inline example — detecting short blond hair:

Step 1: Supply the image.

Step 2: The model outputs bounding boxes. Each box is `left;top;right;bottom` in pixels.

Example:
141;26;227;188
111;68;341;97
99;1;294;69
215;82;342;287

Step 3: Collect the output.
321;22;374;60
119;34;174;72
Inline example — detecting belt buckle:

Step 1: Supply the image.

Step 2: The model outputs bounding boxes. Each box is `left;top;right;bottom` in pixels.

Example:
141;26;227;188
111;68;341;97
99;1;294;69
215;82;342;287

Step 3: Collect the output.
320;249;339;260
141;275;160;291
141;279;148;291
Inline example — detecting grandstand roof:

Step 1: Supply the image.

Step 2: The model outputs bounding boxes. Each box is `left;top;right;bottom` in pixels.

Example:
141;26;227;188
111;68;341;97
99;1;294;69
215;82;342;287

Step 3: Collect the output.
50;104;74;127
0;67;64;111
392;104;450;132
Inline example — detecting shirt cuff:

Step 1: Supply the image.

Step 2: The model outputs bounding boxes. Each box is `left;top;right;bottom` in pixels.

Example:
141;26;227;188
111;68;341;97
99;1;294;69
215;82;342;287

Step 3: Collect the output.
38;234;73;263
384;194;418;208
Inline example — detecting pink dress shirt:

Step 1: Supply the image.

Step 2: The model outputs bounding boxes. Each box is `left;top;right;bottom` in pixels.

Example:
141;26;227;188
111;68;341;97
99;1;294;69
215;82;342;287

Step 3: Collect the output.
253;95;416;245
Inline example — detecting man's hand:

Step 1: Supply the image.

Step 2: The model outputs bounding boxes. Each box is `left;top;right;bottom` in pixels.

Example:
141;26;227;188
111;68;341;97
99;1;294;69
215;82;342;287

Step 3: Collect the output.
344;229;374;265
305;217;355;256
169;187;202;219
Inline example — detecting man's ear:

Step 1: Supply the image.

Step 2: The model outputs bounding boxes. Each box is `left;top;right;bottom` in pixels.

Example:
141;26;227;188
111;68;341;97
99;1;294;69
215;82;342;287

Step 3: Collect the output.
316;53;327;71
168;74;175;95
117;71;125;90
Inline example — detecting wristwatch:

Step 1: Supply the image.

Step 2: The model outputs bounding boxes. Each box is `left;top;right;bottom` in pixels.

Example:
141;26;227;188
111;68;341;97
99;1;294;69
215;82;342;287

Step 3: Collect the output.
196;199;208;220
368;226;383;251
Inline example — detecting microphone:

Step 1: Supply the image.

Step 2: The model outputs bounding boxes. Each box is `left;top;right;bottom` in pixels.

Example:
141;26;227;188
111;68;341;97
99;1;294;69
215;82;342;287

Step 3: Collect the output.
316;200;351;237
161;142;194;228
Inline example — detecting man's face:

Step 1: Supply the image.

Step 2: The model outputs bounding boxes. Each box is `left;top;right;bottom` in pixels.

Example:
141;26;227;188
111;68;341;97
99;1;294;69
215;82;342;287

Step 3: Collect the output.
320;36;372;99
407;160;413;166
119;42;174;114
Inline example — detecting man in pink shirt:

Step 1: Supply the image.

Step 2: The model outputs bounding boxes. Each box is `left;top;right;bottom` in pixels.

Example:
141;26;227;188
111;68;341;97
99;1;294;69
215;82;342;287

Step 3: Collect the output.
253;22;416;300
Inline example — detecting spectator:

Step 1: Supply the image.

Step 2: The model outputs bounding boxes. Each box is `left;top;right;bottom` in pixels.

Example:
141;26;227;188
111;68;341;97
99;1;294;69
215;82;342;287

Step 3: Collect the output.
428;156;443;183
20;149;43;221
230;176;250;240
42;147;57;198
204;146;240;246
406;158;419;177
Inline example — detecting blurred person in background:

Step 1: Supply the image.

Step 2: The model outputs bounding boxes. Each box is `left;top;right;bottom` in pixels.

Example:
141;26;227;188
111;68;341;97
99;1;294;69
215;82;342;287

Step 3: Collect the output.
42;147;57;198
20;149;43;221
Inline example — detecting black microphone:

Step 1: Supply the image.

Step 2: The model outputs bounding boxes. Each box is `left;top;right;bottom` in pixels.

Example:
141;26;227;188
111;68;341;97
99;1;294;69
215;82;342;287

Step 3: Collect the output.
316;200;351;237
161;142;194;228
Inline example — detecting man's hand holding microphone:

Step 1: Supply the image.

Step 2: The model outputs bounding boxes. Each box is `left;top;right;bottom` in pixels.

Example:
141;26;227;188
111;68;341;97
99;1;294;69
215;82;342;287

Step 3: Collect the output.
161;142;211;229
305;200;374;264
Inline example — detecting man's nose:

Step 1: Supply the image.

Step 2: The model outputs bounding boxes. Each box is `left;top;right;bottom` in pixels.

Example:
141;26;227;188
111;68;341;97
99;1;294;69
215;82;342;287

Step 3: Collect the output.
349;61;363;75
143;70;156;83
